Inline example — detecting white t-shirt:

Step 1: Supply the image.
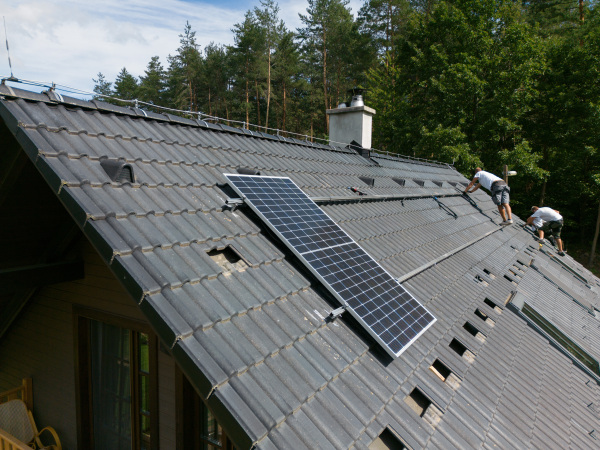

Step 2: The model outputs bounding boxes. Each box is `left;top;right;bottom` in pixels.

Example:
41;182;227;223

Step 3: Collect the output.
474;171;502;190
532;207;562;222
532;217;544;228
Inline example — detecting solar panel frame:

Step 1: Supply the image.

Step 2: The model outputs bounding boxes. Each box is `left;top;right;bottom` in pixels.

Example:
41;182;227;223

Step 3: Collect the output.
224;174;436;358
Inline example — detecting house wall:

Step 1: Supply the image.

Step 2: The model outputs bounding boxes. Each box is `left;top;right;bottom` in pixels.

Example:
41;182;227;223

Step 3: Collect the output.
0;239;177;449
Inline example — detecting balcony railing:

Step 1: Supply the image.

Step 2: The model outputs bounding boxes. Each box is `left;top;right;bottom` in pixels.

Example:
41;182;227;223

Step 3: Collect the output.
0;427;30;450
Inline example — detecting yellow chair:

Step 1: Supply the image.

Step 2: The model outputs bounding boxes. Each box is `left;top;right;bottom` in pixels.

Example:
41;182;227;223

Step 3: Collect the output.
0;399;61;450
0;379;61;450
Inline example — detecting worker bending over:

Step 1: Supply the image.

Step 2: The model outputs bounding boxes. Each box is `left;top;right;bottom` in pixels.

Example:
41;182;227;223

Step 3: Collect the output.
527;206;565;256
464;168;513;225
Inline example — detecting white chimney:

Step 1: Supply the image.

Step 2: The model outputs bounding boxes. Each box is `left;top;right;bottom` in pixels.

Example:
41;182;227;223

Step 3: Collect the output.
326;89;376;149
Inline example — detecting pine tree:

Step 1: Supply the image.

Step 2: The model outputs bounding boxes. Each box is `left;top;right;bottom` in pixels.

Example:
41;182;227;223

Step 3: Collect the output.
113;68;139;100
139;56;167;107
92;72;113;100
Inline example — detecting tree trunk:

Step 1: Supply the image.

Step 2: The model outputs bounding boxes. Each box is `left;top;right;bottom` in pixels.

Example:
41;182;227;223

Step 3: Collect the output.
589;200;600;267
282;81;287;131
323;29;329;131
245;59;250;128
255;80;261;127
265;46;271;132
539;180;547;207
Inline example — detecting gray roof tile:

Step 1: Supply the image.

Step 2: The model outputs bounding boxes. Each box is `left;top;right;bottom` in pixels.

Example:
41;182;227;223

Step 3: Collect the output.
3;89;600;449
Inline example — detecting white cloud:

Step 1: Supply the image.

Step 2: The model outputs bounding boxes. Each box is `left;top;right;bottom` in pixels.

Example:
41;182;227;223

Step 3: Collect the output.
0;0;364;96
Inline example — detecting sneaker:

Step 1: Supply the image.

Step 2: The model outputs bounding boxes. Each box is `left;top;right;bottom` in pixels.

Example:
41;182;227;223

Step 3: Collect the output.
558;251;566;256
500;219;513;225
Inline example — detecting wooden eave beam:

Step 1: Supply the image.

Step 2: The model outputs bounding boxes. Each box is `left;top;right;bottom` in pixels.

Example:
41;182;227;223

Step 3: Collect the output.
0;260;84;287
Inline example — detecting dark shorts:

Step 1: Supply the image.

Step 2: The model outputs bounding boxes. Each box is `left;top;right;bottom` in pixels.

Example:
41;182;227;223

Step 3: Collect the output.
541;220;563;239
491;182;510;206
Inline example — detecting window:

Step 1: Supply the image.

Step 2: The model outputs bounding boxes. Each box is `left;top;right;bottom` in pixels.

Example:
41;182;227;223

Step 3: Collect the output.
76;312;158;450
521;303;600;376
177;368;235;450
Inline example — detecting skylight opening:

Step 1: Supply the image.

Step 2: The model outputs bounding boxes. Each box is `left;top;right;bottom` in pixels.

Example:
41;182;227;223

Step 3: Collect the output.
520;303;600;377
503;274;517;285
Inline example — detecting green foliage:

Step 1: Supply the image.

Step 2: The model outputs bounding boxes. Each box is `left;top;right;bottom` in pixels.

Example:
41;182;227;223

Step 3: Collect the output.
92;0;600;251
114;67;139;100
92;72;112;100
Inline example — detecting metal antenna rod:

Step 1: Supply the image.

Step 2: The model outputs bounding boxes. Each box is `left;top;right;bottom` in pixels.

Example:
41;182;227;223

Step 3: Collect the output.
4;16;15;79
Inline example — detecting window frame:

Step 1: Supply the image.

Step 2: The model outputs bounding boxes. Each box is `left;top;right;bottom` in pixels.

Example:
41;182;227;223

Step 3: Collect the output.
74;307;159;450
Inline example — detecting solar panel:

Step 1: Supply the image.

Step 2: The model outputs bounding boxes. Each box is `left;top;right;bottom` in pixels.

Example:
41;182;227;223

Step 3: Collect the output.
225;174;436;358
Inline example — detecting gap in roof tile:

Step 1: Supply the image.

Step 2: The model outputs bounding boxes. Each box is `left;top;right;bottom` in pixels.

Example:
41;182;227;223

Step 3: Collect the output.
474;309;496;327
483;268;495;279
483;297;503;313
368;428;407;450
429;359;461;390
207;245;248;275
463;322;487;343
449;338;475;363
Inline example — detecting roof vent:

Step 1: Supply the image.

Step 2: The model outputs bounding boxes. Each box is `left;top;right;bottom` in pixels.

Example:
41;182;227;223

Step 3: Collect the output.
413;179;425;187
100;160;135;183
237;167;261;176
433;181;443;187
359;176;375;187
392;178;406;187
448;182;458;187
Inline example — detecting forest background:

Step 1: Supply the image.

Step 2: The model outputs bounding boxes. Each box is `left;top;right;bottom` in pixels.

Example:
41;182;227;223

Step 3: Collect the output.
93;0;600;269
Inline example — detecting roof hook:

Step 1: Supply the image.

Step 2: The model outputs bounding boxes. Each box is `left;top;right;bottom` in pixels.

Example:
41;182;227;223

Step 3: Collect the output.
326;306;347;322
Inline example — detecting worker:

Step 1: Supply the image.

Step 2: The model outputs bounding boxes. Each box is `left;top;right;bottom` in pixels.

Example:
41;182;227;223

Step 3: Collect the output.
527;206;565;256
464;168;513;225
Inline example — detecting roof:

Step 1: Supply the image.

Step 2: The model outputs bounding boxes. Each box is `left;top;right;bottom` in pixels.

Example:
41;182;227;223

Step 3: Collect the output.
1;84;599;449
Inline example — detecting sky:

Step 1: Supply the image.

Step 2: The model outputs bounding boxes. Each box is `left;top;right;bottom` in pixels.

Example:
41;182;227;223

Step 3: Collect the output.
1;0;363;98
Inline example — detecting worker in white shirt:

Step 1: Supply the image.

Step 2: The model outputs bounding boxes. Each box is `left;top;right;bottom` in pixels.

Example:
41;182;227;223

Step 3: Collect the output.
527;206;565;256
464;168;513;225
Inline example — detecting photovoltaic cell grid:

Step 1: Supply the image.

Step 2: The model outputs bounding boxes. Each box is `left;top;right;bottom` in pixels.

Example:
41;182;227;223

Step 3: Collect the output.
225;174;436;357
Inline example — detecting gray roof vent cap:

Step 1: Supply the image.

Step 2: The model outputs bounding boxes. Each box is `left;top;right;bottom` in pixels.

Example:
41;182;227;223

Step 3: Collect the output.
100;159;135;183
237;167;261;176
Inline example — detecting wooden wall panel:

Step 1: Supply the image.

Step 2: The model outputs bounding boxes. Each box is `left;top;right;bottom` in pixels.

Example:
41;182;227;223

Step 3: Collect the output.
0;239;177;449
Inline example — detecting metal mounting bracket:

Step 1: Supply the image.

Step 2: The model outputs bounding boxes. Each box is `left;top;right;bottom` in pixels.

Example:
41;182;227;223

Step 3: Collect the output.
327;306;347;321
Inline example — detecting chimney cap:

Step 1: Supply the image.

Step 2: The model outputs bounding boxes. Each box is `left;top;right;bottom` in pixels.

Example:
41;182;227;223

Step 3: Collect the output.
348;87;367;96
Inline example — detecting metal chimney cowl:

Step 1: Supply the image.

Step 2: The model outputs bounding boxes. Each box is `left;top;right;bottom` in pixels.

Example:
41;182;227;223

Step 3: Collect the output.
327;88;375;149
